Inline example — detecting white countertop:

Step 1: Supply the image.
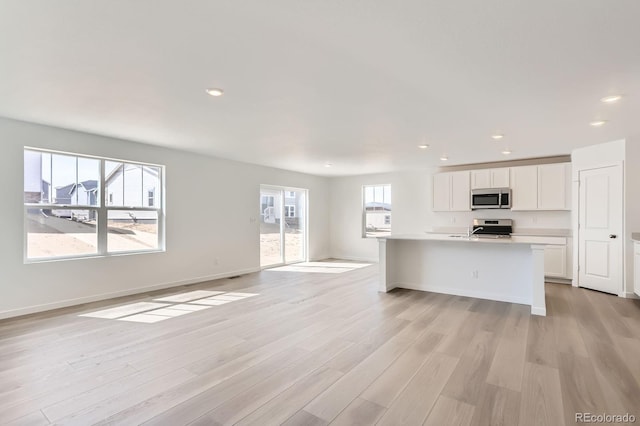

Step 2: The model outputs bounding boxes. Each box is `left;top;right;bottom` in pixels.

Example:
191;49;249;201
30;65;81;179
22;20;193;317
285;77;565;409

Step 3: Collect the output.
511;228;572;237
426;227;571;237
379;233;541;245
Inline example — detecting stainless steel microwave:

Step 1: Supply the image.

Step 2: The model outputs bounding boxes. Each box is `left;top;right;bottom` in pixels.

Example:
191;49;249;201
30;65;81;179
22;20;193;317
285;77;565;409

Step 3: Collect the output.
471;188;512;209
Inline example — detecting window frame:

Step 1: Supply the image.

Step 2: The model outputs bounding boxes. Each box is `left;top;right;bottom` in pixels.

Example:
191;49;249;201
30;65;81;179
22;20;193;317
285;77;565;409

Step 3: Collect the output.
23;147;165;263
362;184;392;238
285;205;296;217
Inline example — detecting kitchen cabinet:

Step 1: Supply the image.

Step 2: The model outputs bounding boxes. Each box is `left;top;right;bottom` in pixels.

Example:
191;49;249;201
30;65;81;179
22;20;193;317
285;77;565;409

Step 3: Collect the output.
432;173;451;211
538;163;571;210
471;168;510;189
510;166;538;210
451;171;471;211
544;245;567;278
492;168;510;188
436;162;570;212
511;163;571;211
511;235;572;280
432;171;470;212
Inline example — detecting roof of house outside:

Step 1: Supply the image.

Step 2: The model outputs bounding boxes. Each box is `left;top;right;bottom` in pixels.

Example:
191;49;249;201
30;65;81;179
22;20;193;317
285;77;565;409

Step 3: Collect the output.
55;180;98;201
364;202;391;211
105;164;159;184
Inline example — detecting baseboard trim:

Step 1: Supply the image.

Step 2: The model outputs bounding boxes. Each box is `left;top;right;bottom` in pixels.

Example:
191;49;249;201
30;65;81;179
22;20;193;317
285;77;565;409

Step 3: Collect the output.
621;291;639;299
545;277;572;285
330;255;379;263
531;307;547;316
393;282;531;306
0;267;261;321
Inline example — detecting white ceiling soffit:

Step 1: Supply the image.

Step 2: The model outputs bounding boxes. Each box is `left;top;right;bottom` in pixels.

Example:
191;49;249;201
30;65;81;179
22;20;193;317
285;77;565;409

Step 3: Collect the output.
0;1;638;176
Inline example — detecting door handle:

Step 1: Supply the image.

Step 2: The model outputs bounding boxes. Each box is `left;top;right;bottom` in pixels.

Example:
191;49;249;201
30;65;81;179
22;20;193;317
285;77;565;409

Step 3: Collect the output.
609;234;617;239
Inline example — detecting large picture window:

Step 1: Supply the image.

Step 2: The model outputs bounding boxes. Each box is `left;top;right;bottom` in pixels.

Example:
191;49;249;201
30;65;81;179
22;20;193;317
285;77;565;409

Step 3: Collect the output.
363;184;392;238
23;148;164;261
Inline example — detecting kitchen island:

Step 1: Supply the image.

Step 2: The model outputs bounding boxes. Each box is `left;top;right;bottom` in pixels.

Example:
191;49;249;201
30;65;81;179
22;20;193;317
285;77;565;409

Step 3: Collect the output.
378;234;551;315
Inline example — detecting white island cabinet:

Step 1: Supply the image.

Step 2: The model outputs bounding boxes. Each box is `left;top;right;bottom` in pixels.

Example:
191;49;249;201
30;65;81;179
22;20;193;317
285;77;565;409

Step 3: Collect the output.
378;234;550;315
510;235;572;280
544;245;567;278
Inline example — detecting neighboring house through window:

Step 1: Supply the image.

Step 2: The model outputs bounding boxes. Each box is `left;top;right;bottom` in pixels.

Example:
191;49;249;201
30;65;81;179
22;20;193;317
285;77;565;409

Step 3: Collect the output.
261;195;275;209
285;205;295;217
362;184;391;237
23;148;164;261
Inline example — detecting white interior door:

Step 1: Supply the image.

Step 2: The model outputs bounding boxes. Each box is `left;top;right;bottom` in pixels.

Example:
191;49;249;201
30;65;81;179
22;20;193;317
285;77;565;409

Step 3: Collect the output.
578;165;623;295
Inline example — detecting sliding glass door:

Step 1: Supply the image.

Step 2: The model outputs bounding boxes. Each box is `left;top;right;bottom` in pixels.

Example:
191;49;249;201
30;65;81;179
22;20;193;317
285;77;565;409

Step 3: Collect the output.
260;188;283;267
260;186;307;268
283;189;306;263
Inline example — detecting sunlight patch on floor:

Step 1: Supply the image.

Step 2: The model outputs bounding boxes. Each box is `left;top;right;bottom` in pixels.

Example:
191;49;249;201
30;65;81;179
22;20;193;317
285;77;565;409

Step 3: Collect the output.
154;290;225;303
267;262;371;274
189;298;232;306
79;302;170;319
79;291;259;323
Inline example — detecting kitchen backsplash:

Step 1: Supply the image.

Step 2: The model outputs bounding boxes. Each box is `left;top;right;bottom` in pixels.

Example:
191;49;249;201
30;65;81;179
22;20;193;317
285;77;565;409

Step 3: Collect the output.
431;209;571;229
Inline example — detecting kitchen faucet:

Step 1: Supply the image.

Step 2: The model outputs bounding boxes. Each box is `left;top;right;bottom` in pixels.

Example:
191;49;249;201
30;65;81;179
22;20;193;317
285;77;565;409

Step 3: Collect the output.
467;226;484;237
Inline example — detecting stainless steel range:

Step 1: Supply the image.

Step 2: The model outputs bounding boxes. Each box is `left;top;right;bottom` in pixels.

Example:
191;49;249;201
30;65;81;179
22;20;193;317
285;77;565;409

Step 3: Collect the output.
470;218;513;239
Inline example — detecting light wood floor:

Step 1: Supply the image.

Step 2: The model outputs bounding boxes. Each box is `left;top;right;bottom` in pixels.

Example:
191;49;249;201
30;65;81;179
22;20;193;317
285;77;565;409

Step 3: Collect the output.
1;263;640;425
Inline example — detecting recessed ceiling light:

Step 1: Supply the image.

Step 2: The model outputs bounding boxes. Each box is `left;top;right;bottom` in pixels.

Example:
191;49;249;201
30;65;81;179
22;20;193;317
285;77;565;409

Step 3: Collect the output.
440;155;448;161
502;149;512;155
491;134;504;140
205;88;224;97
601;95;622;103
590;120;608;127
324;162;333;168
418;144;429;149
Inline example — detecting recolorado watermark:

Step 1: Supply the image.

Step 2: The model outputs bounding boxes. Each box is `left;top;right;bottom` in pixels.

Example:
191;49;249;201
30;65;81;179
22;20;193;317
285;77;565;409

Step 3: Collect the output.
576;413;636;423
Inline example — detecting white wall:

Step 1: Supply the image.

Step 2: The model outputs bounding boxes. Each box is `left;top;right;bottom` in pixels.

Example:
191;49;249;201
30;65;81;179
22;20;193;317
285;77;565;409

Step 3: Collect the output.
0;118;330;318
329;170;571;261
624;137;640;296
329;171;433;261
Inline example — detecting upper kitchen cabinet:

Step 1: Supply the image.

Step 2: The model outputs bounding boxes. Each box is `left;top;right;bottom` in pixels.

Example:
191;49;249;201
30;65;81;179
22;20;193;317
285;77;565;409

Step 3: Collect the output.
433;173;451;211
451;171;471;211
511;163;571;211
538;163;571;210
510;165;538;210
492;168;511;188
470;168;510;189
433;171;471;212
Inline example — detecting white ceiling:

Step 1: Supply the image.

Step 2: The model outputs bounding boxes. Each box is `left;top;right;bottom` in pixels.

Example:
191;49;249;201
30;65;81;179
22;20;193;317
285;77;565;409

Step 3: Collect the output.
1;1;638;176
